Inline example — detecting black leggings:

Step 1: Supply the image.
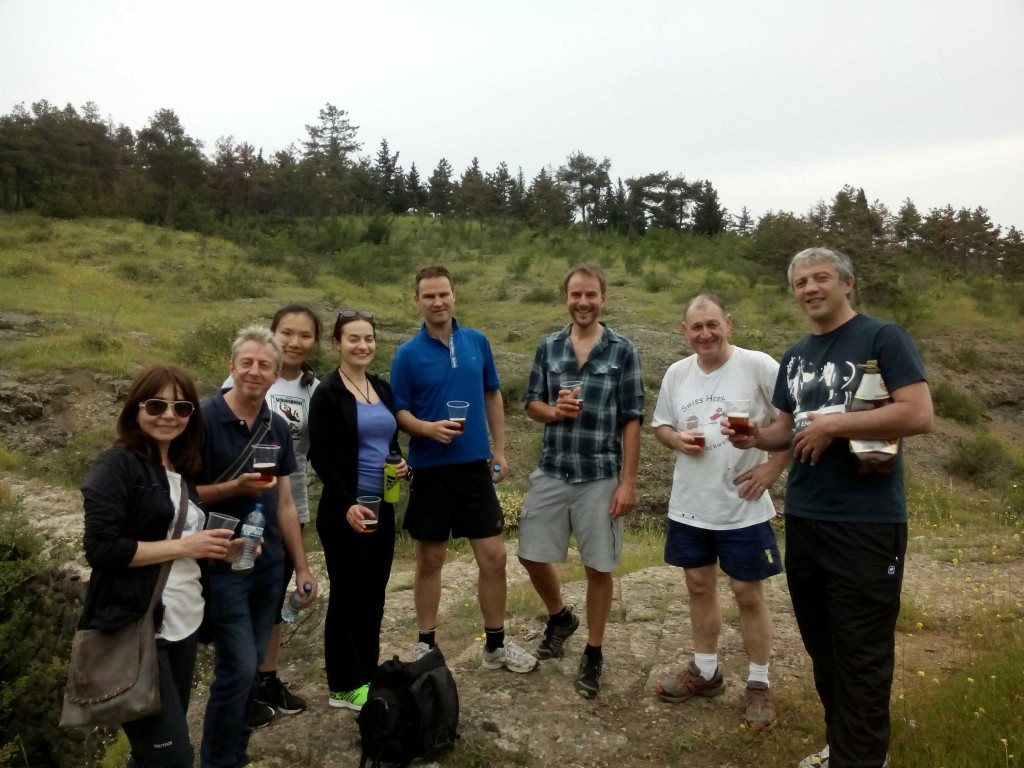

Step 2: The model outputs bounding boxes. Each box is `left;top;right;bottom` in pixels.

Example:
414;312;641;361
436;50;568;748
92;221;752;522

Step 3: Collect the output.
123;633;198;768
317;500;396;692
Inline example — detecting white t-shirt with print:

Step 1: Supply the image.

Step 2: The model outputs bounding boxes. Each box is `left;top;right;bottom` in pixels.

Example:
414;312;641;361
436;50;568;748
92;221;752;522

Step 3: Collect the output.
158;470;205;641
652;346;780;530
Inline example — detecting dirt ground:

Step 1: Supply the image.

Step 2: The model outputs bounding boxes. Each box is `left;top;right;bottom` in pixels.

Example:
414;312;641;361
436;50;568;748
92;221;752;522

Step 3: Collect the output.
5;472;1022;768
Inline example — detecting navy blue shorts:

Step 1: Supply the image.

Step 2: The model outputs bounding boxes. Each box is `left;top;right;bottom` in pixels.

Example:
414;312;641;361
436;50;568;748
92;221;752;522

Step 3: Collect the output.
664;518;783;582
404;460;504;542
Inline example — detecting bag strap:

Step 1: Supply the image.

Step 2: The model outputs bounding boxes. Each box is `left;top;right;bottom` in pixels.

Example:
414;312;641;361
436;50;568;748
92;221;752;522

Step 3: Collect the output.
213;416;272;484
145;476;190;616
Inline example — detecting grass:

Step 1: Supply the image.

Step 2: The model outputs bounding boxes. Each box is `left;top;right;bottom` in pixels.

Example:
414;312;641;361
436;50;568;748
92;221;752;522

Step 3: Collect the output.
3;212;1024;767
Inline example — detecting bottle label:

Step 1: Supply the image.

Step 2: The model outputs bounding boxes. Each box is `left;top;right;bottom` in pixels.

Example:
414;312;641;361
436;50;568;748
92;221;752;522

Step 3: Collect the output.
241;524;263;538
856;373;889;401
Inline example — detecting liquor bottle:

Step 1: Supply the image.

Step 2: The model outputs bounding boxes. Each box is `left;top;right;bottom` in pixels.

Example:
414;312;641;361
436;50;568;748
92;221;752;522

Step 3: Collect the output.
848;360;899;474
231;503;265;572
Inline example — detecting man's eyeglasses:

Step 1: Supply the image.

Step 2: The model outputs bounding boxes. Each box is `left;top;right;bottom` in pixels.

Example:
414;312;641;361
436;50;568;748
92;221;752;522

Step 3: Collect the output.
140;399;195;418
338;309;375;320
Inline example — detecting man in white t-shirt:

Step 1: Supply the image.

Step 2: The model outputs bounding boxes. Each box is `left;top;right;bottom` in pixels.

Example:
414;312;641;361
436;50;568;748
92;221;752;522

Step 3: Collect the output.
651;294;788;731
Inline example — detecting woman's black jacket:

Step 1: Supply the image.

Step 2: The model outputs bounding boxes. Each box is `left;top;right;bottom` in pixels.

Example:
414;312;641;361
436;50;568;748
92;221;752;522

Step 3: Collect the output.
79;447;203;632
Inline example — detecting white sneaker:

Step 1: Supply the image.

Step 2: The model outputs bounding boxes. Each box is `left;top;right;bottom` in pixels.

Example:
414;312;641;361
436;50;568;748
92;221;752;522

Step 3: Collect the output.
797;745;829;767
411;642;432;661
481;640;538;673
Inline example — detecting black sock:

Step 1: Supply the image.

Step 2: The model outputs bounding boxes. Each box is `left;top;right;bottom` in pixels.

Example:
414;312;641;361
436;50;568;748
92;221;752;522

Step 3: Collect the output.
584;643;602;660
484;627;505;652
418;629;436;648
548;606;572;627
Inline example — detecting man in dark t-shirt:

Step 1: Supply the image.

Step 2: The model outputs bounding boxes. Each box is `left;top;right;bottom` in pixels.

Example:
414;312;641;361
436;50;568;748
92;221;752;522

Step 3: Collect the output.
729;248;933;768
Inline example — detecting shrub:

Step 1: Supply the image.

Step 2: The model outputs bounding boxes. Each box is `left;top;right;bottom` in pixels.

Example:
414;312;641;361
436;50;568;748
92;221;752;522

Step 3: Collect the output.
0;487;109;767
932;381;987;425
178;320;240;387
520;287;558;304
944;432;1022;489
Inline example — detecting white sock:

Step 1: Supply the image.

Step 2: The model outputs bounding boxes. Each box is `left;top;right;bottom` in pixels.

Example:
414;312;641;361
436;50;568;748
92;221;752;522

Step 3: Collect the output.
748;662;770;686
694;652;718;680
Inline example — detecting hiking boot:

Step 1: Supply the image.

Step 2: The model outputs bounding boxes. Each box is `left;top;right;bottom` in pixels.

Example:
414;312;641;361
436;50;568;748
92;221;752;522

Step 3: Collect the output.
411;641;432;661
536;607;580;660
481;640;538;673
797;745;829;767
743;681;776;730
256;675;306;714
246;702;275;728
574;652;602;698
328;684;369;712
655;661;725;702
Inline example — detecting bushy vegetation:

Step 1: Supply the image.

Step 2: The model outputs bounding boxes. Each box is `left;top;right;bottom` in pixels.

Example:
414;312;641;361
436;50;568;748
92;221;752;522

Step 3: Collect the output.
932;380;987;425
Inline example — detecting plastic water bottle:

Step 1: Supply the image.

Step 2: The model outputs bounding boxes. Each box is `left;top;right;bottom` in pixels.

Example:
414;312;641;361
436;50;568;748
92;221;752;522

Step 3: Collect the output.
383;452;401;503
232;503;264;572
281;582;313;622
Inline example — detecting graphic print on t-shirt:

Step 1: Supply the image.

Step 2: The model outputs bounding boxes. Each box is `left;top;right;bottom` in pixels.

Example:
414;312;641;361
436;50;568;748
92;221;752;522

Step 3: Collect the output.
269;393;307;442
785;355;860;415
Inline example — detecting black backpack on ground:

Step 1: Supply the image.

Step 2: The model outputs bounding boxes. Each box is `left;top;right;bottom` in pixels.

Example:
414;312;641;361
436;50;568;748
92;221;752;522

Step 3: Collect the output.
357;645;460;768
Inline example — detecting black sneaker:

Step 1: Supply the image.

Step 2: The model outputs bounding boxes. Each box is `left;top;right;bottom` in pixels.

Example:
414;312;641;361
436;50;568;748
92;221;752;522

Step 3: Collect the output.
574;652;602;698
247;702;275;729
536;607;580;660
257;675;306;714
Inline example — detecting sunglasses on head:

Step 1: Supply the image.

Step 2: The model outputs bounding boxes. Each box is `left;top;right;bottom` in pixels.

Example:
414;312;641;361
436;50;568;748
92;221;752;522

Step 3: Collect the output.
338;309;374;320
140;399;195;418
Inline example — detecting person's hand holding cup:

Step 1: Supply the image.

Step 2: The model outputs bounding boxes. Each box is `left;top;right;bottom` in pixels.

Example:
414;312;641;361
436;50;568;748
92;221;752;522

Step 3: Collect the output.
446;401;469;434
252;444;280;483
353;495;381;533
558;380;583;419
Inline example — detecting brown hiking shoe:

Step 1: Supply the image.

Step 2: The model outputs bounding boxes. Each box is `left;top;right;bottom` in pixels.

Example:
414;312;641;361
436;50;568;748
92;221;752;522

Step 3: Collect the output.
655;661;725;702
743;681;776;730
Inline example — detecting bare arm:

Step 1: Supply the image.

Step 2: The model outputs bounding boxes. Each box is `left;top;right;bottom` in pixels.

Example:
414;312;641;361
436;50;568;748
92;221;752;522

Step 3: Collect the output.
654;423;703;456
792;381;933;466
276;477;318;606
129;529;235;566
197;473;273;506
610;419;641;519
484;389;507;481
395;409;460;444
733;449;790;501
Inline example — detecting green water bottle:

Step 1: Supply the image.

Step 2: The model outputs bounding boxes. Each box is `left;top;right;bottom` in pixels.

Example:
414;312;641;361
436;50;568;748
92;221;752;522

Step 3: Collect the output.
383;452;401;503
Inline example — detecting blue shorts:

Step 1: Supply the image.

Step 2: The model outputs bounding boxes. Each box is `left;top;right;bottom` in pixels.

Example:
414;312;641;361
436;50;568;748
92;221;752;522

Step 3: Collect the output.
664;519;783;582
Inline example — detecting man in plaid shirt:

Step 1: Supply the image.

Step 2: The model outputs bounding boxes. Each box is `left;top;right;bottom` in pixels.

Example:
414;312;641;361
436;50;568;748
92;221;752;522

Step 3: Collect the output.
517;263;644;698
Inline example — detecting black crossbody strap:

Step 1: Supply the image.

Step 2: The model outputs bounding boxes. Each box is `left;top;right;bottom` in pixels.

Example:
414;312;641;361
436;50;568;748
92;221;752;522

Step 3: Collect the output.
213;416;272;484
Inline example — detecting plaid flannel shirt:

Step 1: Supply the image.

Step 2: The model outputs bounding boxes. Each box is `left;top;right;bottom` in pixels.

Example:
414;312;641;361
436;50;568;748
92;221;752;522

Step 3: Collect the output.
525;323;643;483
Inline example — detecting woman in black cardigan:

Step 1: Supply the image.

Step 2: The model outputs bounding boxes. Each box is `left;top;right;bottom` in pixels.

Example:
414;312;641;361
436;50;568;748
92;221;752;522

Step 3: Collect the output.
309;310;407;712
80;365;239;768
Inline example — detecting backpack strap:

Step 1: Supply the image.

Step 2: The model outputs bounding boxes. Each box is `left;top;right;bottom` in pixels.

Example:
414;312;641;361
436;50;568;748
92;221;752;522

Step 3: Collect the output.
213;416;272;484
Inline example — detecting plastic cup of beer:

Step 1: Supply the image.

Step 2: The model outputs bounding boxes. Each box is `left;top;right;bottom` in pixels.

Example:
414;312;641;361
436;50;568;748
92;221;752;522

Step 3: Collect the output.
690;424;710;450
252;444;280;483
356;495;381;533
559;380;583;410
446;401;469;433
725;400;753;437
206;512;240;531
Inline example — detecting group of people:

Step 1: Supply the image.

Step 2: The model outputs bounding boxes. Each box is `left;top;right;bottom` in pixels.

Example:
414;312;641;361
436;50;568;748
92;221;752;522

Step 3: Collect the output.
76;247;932;768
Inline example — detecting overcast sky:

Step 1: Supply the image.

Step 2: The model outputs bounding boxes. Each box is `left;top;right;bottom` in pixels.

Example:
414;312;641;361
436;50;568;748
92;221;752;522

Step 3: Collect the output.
4;0;1023;230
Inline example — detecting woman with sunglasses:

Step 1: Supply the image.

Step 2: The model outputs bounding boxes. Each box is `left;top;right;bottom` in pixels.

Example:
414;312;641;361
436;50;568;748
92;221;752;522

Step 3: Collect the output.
309;309;408;711
79;365;241;768
226;304;322;720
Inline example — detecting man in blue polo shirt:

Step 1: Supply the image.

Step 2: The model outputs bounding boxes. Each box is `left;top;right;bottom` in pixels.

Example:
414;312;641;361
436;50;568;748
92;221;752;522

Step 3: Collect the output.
390;266;536;674
518;263;644;698
197;326;318;768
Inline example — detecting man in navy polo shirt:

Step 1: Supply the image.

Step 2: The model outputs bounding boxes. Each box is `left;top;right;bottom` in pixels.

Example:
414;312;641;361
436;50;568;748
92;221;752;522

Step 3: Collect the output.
390;266;536;674
197;326;318;768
